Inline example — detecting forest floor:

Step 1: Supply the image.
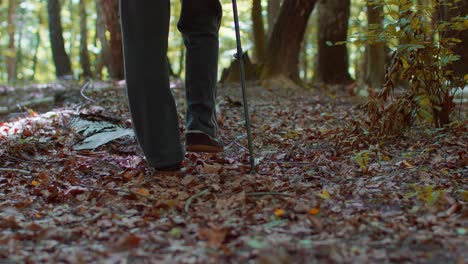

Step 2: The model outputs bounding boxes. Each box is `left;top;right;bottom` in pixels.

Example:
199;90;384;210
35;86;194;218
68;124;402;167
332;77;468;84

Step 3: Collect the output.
0;80;467;263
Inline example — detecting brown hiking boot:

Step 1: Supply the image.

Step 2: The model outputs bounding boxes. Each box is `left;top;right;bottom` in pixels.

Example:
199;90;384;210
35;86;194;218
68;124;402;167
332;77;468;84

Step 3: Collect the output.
185;131;224;153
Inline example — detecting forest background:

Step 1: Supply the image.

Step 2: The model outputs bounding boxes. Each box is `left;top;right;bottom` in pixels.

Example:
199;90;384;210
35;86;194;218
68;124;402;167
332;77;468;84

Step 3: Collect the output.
0;0;467;262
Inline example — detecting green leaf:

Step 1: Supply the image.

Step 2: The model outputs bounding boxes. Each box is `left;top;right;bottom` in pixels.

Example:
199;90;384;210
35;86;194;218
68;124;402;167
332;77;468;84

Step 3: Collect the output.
263;219;288;229
246;239;268;249
74;128;134;150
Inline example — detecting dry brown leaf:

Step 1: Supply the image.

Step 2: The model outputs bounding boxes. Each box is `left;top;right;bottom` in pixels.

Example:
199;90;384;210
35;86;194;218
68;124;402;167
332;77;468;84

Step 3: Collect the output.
199;226;229;248
201;162;222;174
114;233;142;251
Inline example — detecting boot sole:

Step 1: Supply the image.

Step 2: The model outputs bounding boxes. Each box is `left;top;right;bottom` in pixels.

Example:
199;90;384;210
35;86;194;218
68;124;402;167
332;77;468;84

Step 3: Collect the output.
186;145;224;153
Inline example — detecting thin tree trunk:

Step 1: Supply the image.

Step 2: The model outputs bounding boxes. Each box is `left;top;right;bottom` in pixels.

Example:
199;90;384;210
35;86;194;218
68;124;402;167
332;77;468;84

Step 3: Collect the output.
252;0;266;64
177;38;185;77
94;0;111;79
262;0;317;80
47;0;72;78
79;0;92;78
315;0;352;84
7;0;16;81
31;29;41;81
301;35;308;81
67;0;75;59
366;1;386;89
102;0;124;80
15;6;26;80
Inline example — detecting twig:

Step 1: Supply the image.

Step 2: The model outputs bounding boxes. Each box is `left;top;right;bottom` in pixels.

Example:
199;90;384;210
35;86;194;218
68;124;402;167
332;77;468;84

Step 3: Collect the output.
80;81;96;102
184;188;210;213
246;192;293;197
263;160;315;165
74;183;156;201
233;140;249;151
0;168;32;174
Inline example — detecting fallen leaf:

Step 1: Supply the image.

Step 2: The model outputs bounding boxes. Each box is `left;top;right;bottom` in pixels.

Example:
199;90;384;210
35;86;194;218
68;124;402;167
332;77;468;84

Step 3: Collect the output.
309;208;320;215
274;209;286;218
199;226;229;248
136;188;150;197
114;233;142;251
201;162;222;174
318;190;331;200
31;180;41;186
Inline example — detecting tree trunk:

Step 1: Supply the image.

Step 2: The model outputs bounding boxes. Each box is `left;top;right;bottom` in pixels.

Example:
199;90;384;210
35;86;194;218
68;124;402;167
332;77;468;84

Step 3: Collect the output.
301;35;308;81
94;0;111;79
31;29;41;81
7;0;16;81
315;0;352;84
366;1;386;89
262;0;317;80
15;6;25;80
67;0;75;56
47;0;72;78
79;0;92;78
177;38;185;77
267;0;281;35
442;0;468;83
102;0;124;80
252;0;266;64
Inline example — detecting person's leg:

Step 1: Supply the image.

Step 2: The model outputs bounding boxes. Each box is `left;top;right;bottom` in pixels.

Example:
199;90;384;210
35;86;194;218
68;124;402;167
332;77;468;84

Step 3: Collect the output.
120;0;184;168
177;0;223;139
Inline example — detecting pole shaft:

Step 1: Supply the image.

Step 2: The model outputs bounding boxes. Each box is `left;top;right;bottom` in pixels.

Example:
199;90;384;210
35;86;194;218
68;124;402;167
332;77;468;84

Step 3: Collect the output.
231;0;255;173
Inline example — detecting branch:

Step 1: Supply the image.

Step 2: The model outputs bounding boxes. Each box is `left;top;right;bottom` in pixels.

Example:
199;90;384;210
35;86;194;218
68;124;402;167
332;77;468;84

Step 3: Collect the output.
0;168;32;174
184;188;210;213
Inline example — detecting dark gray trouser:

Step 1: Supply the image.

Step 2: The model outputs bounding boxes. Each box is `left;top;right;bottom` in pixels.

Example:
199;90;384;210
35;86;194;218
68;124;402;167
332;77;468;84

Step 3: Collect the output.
120;0;222;167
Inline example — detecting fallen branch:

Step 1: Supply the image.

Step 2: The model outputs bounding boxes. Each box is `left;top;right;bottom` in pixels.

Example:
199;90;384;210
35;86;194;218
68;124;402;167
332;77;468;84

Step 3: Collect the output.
246;191;293;197
80;81;96;102
74;184;157;202
0;168;32;174
0;96;55;115
262;157;316;165
184;188;210;213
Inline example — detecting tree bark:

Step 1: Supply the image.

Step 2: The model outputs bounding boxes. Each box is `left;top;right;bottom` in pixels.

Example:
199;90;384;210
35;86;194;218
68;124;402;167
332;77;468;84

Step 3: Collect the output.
7;0;16;81
177;38;185;77
102;0;124;80
267;0;281;37
315;0;352;84
47;0;72;78
262;0;317;80
94;0;111;79
366;2;386;89
301;35;308;81
442;0;468;82
79;0;92;78
252;0;266;64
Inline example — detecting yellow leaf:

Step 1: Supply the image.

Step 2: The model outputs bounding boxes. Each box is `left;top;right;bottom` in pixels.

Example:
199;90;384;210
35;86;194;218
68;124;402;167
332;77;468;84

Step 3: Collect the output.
27;109;38;116
459;190;468;202
464;74;468;82
403;160;414;168
382;155;391;161
309;208;320;215
318;190;331;200
31;180;40;186
136;188;150;197
274;209;286;218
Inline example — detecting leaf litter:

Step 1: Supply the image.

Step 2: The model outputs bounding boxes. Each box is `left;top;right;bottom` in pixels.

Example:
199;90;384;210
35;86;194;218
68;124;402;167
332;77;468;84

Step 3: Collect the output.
0;81;466;263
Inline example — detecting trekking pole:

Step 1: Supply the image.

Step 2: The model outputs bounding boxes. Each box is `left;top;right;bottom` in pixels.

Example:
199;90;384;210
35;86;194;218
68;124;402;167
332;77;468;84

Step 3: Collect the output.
231;0;256;173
